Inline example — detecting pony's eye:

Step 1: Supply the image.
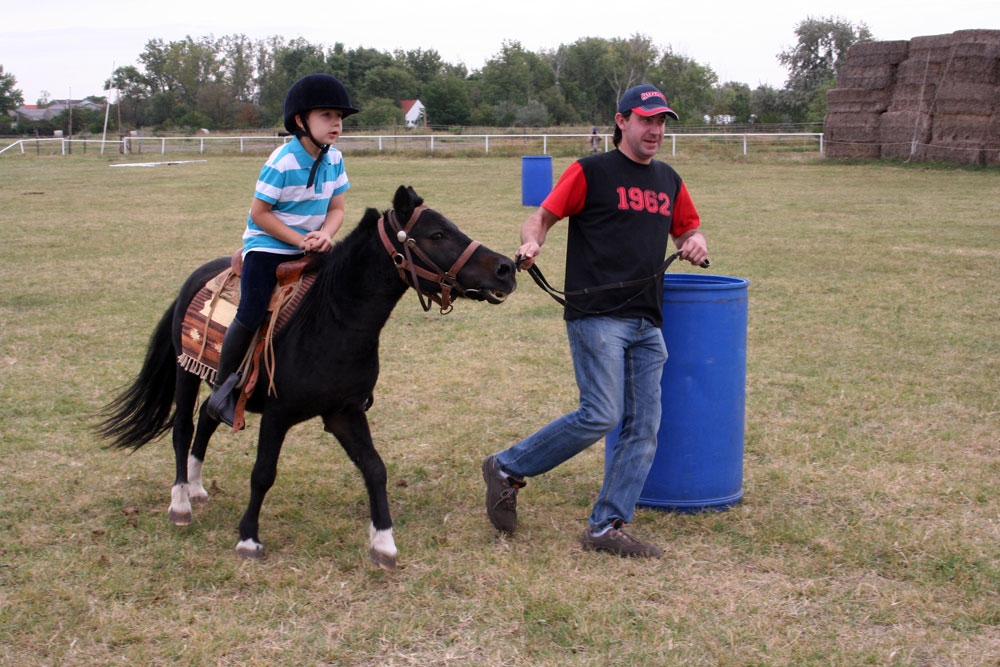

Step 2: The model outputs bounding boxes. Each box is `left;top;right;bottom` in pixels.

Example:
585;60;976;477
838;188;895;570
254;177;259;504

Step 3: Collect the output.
430;232;445;241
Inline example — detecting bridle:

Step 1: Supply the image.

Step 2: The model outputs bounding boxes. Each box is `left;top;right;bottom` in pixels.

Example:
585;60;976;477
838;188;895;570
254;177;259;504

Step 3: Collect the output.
376;205;482;314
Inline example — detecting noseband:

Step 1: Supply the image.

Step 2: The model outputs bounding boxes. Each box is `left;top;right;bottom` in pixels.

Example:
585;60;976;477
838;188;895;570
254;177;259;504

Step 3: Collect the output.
377;206;482;314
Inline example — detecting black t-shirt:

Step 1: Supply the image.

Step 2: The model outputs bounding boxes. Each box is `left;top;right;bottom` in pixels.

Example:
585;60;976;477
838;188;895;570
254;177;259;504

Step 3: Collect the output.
541;149;701;327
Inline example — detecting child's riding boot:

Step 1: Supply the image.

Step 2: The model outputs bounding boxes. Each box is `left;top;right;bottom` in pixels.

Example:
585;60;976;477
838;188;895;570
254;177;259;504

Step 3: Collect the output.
205;320;255;428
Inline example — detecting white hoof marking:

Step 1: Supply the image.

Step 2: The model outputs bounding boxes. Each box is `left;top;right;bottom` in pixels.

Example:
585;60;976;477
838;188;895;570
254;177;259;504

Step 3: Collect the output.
236;539;265;559
369;524;397;570
187;456;209;504
168;484;192;526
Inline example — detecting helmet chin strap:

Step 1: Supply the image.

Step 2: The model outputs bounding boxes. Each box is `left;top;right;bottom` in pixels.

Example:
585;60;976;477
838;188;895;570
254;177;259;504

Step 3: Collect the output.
298;116;330;189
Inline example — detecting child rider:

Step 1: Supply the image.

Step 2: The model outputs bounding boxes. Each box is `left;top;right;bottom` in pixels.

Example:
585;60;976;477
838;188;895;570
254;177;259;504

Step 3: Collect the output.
205;73;359;427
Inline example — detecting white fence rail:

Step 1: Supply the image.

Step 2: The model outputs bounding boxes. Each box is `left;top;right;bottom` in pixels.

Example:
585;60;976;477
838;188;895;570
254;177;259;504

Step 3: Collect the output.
1;132;824;158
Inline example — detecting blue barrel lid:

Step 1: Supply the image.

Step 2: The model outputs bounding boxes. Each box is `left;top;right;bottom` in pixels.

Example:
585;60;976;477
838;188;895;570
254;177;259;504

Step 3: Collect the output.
663;274;750;290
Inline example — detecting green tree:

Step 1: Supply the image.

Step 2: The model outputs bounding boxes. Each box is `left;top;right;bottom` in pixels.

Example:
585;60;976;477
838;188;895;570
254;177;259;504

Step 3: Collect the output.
219;34;259;104
749;84;787;124
604;34;658;102
805;78;838;122
83;30;736;131
514;99;548;127
711;82;753;123
652;49;718;123
480;41;553;105
343;46;394;91
1;65;24;118
359;65;419;102
145;91;185;128
44;102;107;136
477;41;553;125
197;81;233;129
354;97;404;127
557;37;619;124
258;39;328;126
136;35;226;120
778;16;872;121
421;73;471;126
138;39;171;93
109;65;153;130
325;42;352;82
395;48;446;84
537;85;577;125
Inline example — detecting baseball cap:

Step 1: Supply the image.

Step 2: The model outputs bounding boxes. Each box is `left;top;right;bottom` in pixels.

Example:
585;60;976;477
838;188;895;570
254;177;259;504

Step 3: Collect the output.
617;84;679;120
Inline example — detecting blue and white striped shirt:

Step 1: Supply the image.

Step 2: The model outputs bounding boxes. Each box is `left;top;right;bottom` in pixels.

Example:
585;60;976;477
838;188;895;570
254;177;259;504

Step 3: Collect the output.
242;137;350;255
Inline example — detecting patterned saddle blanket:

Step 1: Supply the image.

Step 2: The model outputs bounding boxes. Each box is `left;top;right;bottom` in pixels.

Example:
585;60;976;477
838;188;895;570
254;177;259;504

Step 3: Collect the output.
177;253;318;427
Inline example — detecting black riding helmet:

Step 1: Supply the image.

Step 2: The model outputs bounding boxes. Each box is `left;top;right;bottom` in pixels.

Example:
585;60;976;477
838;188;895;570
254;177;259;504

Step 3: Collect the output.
283;73;359;135
283;73;359;187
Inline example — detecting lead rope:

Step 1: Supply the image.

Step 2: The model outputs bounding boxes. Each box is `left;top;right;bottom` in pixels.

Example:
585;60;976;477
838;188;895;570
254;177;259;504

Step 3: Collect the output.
523;253;709;316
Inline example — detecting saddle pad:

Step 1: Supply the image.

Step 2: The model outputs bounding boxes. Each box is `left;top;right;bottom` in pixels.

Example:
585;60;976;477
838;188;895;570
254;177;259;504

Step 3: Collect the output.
177;269;240;384
176;266;318;386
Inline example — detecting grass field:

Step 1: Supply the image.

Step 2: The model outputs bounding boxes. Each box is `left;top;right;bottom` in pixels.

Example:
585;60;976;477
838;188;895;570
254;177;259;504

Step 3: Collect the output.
0;151;997;666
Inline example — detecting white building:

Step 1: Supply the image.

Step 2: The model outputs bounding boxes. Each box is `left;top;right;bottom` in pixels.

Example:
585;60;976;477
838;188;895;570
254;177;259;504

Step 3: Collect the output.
400;99;425;128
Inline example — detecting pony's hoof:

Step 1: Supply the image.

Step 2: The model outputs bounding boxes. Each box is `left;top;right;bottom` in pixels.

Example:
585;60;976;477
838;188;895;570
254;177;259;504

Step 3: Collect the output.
190;494;210;506
369;547;397;570
168;509;192;526
236;539;265;559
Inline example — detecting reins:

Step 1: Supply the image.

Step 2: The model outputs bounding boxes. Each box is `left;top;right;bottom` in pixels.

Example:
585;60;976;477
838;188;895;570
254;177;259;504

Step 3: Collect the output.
522;253;709;316
377;207;482;314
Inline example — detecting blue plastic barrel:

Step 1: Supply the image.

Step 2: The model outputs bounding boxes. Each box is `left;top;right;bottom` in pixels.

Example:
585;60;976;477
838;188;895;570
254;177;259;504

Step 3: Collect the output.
606;273;749;512
521;156;552;206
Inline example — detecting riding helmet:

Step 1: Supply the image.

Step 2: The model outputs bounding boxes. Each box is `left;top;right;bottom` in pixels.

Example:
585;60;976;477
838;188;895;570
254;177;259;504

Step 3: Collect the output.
283;73;360;134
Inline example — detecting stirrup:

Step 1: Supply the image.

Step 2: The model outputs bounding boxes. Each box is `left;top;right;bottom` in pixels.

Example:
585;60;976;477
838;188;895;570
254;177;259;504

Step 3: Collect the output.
206;372;240;426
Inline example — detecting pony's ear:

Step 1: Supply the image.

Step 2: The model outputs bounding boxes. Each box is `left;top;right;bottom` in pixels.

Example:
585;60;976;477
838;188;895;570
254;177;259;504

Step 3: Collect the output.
392;185;423;222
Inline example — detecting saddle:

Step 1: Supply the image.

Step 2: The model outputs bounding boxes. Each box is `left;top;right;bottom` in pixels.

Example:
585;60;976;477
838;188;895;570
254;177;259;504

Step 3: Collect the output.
177;252;319;430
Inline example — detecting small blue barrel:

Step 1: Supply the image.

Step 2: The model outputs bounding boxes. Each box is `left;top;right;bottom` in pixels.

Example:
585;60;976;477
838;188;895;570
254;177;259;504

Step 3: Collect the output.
521;155;552;206
606;273;749;512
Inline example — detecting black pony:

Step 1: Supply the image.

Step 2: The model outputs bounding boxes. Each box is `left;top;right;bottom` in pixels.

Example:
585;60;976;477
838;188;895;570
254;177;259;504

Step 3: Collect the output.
97;186;517;569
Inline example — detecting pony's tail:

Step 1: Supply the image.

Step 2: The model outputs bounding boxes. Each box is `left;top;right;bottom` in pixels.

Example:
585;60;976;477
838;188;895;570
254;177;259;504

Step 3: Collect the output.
95;302;178;450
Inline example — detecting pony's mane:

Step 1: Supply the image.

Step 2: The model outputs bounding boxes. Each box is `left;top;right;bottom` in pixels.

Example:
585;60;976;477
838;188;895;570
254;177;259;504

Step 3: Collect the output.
279;207;393;336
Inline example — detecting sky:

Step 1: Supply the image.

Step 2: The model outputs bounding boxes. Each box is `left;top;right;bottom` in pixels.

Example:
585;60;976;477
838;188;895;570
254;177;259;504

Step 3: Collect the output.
2;0;997;105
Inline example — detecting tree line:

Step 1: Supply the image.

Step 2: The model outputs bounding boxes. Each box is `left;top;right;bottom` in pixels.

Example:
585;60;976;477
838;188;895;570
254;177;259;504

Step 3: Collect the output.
2;18;872;136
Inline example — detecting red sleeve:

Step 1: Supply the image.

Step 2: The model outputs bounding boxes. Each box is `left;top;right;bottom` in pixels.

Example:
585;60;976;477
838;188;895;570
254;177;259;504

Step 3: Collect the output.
671;182;701;237
540;161;588;219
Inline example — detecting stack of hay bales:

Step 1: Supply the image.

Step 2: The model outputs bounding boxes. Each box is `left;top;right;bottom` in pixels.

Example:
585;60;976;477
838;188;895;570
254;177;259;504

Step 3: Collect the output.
825;40;909;159
825;30;1000;166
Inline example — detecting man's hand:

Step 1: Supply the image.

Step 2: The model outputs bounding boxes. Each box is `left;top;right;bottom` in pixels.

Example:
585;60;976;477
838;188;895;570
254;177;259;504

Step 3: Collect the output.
677;231;708;267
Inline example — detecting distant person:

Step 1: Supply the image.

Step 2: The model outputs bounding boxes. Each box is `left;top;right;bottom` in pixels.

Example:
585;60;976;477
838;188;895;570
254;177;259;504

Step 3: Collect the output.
482;84;708;558
589;126;600;153
206;74;359;427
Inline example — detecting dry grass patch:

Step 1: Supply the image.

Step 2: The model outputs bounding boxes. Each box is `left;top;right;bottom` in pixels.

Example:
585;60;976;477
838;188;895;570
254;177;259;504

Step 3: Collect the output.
0;154;997;665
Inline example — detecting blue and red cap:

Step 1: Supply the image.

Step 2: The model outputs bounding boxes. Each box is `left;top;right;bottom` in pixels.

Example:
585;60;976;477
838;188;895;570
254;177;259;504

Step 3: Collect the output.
617;84;679;120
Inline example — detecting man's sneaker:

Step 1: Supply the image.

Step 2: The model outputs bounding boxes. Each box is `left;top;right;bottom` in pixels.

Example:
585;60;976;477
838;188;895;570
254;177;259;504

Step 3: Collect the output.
581;519;663;558
482;455;525;534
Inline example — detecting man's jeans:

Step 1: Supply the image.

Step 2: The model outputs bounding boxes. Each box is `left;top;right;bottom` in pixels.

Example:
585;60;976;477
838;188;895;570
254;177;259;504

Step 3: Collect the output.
495;316;668;530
